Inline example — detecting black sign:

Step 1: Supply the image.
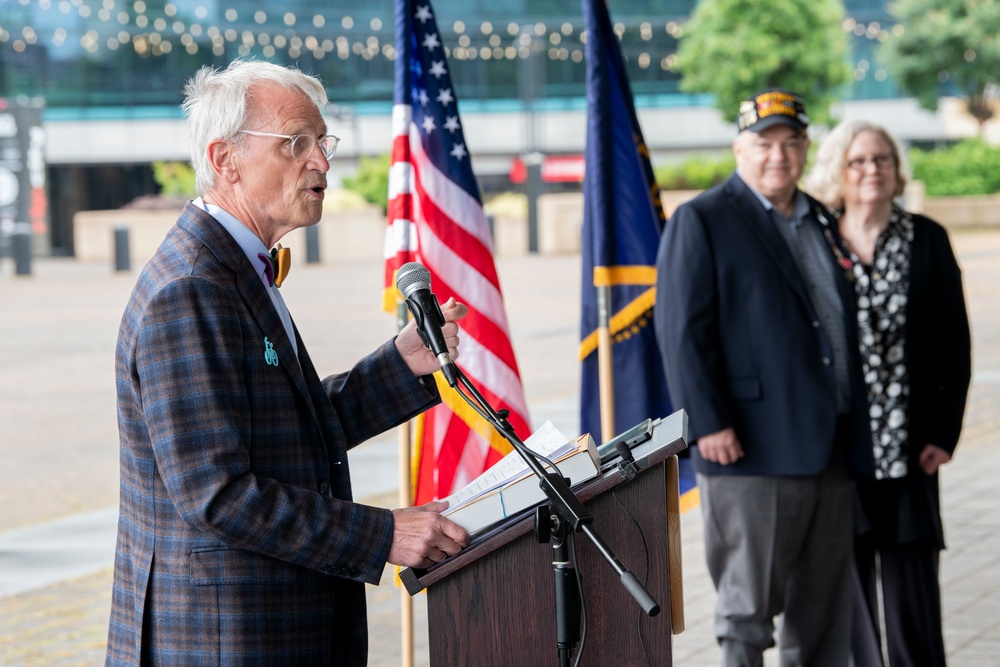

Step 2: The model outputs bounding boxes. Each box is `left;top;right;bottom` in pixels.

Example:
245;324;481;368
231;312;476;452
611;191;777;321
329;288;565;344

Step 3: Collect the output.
0;99;47;255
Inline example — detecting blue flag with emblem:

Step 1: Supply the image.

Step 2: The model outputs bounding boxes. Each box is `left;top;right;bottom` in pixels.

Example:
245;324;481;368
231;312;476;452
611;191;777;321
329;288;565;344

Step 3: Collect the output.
579;0;694;498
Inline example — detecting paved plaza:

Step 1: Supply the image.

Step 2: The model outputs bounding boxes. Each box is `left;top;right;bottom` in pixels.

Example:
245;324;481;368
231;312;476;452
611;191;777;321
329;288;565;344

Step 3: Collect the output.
1;228;998;666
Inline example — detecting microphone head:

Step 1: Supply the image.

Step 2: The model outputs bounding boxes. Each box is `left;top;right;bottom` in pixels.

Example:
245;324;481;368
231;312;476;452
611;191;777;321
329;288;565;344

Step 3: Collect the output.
396;261;432;298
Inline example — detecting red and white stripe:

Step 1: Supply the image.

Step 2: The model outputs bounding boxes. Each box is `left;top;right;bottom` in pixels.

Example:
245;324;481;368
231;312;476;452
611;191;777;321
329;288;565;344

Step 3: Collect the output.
384;103;531;503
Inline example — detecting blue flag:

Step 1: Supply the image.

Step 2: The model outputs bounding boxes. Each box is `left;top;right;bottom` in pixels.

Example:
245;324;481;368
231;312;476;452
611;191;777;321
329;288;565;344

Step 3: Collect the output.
579;0;694;496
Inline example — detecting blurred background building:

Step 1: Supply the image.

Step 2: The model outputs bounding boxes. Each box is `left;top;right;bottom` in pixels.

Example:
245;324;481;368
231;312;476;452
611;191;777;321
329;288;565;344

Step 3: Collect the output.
0;0;955;257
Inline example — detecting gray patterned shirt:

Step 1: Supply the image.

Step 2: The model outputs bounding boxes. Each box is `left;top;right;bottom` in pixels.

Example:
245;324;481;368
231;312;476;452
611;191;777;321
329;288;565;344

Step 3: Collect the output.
745;185;851;413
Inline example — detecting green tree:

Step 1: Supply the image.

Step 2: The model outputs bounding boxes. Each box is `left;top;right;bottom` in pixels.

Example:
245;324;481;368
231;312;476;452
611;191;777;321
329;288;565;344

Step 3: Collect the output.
910;138;1000;196
654;154;736;190
675;0;850;125
152;161;196;197
883;0;1000;131
341;154;392;213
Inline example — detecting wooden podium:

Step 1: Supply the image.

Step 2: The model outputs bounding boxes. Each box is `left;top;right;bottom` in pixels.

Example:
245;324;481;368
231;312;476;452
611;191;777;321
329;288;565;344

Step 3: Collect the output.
401;411;688;667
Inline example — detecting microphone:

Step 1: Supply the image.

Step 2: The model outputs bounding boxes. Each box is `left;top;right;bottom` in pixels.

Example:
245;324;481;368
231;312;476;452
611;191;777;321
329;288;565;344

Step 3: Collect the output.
395;262;458;387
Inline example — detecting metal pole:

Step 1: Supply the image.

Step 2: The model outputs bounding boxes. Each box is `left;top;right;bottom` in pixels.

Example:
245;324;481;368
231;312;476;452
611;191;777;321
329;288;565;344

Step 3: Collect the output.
596;285;615;443
395;298;415;667
519;27;544;254
13;224;32;276
526;159;542;253
113;226;131;272
305;225;321;264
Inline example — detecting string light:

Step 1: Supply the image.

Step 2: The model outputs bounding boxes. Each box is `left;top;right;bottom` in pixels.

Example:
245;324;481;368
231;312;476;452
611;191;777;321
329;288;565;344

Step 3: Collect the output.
3;0;871;92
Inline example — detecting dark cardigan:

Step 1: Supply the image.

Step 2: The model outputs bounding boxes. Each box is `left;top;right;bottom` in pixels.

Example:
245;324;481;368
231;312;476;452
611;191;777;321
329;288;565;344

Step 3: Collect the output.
854;211;972;549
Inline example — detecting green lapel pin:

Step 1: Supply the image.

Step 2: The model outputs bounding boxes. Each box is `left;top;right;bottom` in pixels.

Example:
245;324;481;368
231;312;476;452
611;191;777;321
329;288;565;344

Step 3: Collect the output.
263;337;279;366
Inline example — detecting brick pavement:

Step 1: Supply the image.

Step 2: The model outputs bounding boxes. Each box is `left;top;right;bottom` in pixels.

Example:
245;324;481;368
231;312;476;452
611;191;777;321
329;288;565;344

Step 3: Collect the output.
1;230;998;666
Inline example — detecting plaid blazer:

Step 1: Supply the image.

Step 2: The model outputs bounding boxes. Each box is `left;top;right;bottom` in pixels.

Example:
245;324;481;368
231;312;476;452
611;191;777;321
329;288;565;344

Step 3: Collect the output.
106;204;438;666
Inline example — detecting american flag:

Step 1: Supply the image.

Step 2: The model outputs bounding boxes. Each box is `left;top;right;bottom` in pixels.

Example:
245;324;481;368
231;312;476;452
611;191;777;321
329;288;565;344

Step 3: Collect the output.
384;0;531;504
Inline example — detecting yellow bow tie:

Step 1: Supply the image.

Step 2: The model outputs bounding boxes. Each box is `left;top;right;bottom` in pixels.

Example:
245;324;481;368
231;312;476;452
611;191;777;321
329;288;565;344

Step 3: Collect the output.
259;244;291;287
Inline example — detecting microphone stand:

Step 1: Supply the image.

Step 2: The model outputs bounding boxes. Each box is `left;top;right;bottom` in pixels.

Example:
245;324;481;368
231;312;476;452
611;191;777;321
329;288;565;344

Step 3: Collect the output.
450;366;660;666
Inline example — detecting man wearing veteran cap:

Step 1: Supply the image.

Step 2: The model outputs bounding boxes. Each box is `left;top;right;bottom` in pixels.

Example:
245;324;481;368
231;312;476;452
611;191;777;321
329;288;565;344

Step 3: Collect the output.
655;89;867;665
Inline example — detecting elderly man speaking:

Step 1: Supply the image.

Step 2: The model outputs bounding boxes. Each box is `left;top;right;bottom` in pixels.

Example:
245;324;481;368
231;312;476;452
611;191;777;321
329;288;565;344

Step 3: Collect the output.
105;60;469;666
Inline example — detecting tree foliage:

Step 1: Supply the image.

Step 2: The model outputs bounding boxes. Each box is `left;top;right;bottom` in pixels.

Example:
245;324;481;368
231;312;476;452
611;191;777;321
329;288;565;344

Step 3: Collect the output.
340;153;392;213
152;161;196;197
910;138;1000;196
675;0;850;125
654;154;736;190
883;0;1000;128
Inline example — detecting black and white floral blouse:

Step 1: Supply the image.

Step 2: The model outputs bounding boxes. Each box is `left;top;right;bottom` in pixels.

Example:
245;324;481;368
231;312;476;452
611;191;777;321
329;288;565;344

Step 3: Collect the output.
846;206;915;480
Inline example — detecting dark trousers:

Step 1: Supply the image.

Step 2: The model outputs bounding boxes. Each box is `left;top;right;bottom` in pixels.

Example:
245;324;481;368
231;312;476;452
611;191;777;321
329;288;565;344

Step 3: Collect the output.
851;540;946;667
699;464;852;667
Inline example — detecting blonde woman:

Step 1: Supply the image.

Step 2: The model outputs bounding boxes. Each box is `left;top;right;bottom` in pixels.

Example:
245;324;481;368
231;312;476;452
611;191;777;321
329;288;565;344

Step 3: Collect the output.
804;120;971;666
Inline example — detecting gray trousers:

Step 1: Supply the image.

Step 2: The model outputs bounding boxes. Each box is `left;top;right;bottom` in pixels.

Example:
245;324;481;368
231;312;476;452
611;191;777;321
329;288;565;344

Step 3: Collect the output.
699;467;853;667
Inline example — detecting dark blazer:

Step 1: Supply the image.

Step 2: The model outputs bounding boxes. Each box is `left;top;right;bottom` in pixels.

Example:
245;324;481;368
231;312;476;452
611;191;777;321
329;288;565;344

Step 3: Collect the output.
654;173;866;477
106;204;438;666
855;212;971;548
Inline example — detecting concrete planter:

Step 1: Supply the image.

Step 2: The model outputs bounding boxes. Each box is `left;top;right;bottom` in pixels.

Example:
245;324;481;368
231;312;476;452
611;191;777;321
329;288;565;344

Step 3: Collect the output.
73;205;388;266
491;190;703;256
920;193;1000;229
73;199;574;264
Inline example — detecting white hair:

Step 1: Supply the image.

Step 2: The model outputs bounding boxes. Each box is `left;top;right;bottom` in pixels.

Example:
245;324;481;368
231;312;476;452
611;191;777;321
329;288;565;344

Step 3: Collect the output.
181;59;328;194
802;119;909;212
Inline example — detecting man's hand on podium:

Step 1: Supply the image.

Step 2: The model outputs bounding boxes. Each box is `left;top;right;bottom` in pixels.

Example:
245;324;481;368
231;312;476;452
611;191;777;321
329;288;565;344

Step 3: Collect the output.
389;500;470;569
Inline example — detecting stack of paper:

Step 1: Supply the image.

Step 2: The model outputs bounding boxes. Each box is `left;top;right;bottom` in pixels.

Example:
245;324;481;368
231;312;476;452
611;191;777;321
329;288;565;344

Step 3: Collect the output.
441;421;600;535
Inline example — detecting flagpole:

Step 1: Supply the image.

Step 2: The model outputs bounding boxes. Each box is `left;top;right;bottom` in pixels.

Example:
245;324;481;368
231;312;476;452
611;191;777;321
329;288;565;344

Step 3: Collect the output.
596;284;616;443
395;299;415;667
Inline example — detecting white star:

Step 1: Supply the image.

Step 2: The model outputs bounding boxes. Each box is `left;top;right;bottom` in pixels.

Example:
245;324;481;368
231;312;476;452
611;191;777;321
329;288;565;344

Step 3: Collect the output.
415;5;432;23
421;115;436;134
450;143;467;161
422;32;440;51
416;88;429;106
436;88;454;106
429;61;447;79
443;115;460;133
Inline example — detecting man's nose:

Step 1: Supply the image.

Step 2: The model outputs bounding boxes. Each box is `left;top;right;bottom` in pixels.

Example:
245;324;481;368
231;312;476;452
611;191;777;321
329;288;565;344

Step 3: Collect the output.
308;149;331;173
768;143;790;161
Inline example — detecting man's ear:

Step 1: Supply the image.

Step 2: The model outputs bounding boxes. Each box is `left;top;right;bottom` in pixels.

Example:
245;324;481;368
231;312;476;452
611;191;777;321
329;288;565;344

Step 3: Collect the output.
732;132;745;158
207;138;239;183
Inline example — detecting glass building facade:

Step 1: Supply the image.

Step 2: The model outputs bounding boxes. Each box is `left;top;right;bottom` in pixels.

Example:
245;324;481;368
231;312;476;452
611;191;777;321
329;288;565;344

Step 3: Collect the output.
1;0;897;116
0;0;900;255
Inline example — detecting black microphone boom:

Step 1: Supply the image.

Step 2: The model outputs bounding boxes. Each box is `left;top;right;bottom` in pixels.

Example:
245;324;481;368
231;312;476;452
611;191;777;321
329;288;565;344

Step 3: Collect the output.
395;261;459;387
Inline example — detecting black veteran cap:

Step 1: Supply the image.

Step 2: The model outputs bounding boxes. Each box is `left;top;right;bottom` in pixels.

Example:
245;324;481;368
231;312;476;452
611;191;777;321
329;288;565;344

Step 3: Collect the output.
737;89;809;134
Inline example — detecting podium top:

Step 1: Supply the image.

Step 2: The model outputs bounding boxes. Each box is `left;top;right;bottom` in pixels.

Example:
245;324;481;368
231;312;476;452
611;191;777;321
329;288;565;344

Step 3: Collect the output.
399;409;688;595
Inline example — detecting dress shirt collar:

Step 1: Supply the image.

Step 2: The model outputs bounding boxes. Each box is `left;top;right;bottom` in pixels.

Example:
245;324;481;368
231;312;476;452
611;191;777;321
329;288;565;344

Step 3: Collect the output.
192;198;272;288
735;171;810;224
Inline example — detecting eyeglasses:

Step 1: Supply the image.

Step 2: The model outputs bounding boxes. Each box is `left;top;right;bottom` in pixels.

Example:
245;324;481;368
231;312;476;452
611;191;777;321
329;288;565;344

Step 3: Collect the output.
750;136;808;155
844;154;894;171
238;130;340;161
